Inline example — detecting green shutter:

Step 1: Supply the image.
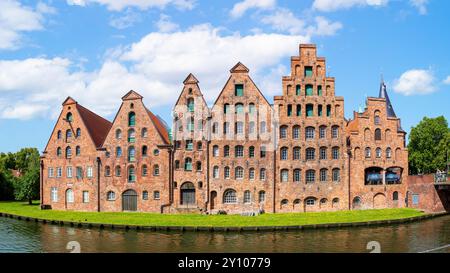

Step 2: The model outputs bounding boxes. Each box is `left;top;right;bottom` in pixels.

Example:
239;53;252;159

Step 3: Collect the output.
235;84;244;97
305;66;313;77
128;112;136;126
318;85;322;96
188;100;194;112
306;85;313;96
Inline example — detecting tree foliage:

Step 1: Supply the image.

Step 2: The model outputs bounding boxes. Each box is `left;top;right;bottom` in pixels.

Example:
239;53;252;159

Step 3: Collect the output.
408;116;450;175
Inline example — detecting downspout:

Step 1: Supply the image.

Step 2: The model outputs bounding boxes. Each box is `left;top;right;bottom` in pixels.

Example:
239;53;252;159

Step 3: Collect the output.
160;147;173;213
96;157;101;212
40;159;44;209
205;140;210;213
347;146;351;210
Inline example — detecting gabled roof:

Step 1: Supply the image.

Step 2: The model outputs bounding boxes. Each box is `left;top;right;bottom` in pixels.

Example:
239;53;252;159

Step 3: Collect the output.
230;62;249;73
145;107;170;144
76;104;112;148
183;73;199;84
62;97;77;106
122;90;143;101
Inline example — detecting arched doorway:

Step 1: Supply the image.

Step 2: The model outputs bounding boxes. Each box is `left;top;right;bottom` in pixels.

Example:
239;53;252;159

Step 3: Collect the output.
373;193;387;209
210;191;217;210
352;196;362;210
122;189;138;211
180;182;195;205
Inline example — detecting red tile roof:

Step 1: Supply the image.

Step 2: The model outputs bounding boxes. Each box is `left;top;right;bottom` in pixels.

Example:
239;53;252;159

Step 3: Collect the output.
146;108;170;144
76;104;112;148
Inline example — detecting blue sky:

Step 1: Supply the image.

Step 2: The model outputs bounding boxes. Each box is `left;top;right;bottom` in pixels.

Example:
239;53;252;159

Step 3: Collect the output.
0;0;448;153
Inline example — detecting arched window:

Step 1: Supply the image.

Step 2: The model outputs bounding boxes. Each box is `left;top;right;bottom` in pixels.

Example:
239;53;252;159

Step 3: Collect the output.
260;145;266;158
292;125;300;139
235;167;244;179
260;121;266;134
142;165;148;176
365;147;371;158
374;115;381;125
305;198;315;206
235;103;244;114
280;125;288;139
306;170;315;183
306;148;315;160
249;121;255;134
153;149;159;156
281;199;288;206
332;168;340;182
128;112;136;126
249;103;256;114
243;190;251;204
66;129;72;139
196;161;202;171
66;189;74;203
260;168;266;181
142;191;149;200
332;198;339;206
281;169;289;182
115;166;121;176
75;146;81;156
319;126;326;139
352;197;361;209
332;147;340;160
386;147;392;158
107;191;115;201
249;168;255;180
213;145;219;157
280;147;288;160
65;146;72;158
331;126;339;138
76;128;81;137
296;84;301;96
56;147;62;157
153;165;160;176
128;166;136;182
128;146;135;162
320;168;328;182
142;146;148;157
66;112;73;122
184;158;192;171
213;166;219;178
141;128;148;138
223;189;237;204
128;129;135;143
258;191;266;202
224;103;230;114
57;130;62;139
293;169;301;182
293;147;301;160
249;146;255;158
320;147;327;160
187;117;194;132
306;84;313;96
235;145;244;157
224;145;230;157
318;104;323;116
376;147;382;158
393;191;399;201
116;129;122;139
105;166;111;176
317;85;323;96
306;104;314;117
116;147;122;157
375;128;382;141
223;166;230;179
212;122;218;134
305;127;315;139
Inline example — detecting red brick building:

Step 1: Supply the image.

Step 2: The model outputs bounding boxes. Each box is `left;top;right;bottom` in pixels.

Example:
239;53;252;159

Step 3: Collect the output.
41;43;417;214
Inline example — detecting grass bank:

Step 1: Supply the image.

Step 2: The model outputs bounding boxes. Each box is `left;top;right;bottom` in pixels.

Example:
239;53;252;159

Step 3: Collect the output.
0;201;426;228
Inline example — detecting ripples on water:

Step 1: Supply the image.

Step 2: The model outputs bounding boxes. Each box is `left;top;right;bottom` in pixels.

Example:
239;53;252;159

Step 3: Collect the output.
0;216;449;253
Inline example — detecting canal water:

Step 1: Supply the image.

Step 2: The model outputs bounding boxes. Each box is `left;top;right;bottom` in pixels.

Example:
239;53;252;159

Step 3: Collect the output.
0;216;449;253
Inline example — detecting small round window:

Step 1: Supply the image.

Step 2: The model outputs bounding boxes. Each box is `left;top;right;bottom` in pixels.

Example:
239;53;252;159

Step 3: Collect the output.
153;149;160;156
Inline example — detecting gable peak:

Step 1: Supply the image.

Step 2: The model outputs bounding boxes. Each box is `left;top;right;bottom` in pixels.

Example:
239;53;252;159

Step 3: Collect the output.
230;62;249;73
122;90;143;101
62;96;78;106
183;73;199;85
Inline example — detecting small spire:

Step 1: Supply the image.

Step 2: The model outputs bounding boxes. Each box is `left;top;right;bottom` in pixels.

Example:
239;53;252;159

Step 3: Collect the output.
378;79;397;118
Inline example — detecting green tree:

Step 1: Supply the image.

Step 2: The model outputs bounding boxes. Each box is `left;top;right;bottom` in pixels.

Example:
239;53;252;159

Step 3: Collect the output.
12;148;41;204
408;116;450;175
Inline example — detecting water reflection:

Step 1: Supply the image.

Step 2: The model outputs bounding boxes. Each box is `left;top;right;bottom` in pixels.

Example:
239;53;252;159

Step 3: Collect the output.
0;216;449;253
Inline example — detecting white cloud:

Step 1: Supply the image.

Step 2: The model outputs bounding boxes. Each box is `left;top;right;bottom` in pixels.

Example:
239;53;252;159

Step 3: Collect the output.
156;14;179;33
0;24;310;120
66;0;196;11
443;76;450;85
410;0;429;15
312;0;388;12
230;0;276;18
0;0;53;50
393;69;437;96
261;9;342;36
109;9;141;29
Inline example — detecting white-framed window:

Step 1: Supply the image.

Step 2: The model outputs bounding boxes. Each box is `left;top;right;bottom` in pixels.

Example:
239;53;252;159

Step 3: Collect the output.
223;189;237;204
224;145;230;157
412;194;419;205
376;148;382;158
258;191;265;202
293;126;300;139
48;168;54;178
82;191;89;203
224;166;230;179
386;148;392;158
243;190;251;204
142;191;149;200
235;145;244;158
56;167;62;178
293;147;301;160
66;166;73;178
281;147;288;160
294;169;301;182
306;127;315;139
319;126;326;139
154;191;160;200
332;147;340;160
235;122;244;135
306;148;315;160
213;145;219;157
249;146;255;158
260;168;266;181
235;167;244;179
320;169;328;182
51;187;58;202
332;168;340;182
107;191;115;201
332;126;339;138
280;126;288;139
306;170;315;183
320;147;327;160
66;189;74;203
306;198;315;206
281;169;288;182
87;166;93;178
249;168;255;180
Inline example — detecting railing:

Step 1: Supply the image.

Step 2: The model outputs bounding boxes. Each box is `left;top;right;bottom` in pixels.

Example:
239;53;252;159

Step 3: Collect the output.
434;172;449;184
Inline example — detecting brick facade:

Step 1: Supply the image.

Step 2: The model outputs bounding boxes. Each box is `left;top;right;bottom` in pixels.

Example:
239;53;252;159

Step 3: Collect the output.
41;43;420;214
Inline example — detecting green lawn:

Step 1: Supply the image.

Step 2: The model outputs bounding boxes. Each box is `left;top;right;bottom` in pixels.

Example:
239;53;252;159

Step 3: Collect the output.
0;201;425;227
